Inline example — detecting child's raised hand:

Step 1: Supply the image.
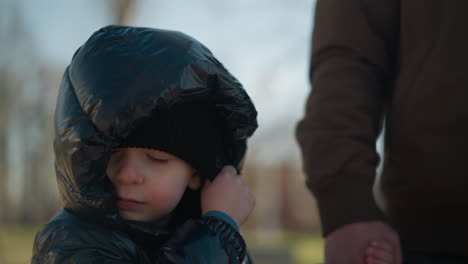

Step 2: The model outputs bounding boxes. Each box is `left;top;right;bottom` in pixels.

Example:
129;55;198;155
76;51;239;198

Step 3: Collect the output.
365;240;395;264
201;165;255;226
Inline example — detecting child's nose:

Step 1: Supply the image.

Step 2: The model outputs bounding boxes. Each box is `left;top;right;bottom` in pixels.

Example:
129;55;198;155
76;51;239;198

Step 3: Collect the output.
114;160;144;185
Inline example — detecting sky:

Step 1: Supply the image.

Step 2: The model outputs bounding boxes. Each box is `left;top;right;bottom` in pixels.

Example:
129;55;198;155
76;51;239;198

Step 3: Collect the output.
13;0;316;166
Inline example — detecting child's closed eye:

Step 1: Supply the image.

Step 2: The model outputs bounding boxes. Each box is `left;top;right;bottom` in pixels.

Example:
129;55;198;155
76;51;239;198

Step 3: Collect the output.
146;154;169;163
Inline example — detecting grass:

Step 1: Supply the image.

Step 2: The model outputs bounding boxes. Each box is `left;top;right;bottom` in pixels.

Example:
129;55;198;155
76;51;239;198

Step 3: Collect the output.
243;230;324;264
0;224;41;264
0;224;324;264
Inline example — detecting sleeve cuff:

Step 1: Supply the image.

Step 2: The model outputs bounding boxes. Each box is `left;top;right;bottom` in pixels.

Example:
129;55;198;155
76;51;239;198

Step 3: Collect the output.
203;211;239;231
312;173;387;236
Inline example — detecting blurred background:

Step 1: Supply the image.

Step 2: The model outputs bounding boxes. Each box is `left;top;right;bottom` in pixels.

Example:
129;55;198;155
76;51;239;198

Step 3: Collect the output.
0;0;324;263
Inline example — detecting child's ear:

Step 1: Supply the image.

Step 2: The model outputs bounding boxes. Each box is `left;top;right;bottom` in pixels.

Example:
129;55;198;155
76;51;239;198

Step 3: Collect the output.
188;172;201;190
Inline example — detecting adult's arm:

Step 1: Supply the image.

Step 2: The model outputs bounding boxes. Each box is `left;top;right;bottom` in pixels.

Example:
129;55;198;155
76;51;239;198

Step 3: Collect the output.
296;0;399;237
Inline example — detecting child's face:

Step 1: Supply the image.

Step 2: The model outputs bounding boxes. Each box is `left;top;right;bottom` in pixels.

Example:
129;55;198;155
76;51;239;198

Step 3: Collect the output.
106;148;200;222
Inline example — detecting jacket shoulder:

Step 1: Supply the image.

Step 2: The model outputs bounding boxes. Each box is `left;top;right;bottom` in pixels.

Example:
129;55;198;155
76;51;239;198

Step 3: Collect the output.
31;210;146;264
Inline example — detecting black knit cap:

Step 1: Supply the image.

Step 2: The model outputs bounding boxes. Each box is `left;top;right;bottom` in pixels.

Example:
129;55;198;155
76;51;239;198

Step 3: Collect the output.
119;103;227;181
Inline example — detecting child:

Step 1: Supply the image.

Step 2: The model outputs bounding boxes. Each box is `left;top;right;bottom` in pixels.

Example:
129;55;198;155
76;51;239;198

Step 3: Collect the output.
32;25;258;263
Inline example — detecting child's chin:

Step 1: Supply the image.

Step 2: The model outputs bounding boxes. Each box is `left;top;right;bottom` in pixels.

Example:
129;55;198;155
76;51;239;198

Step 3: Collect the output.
120;212;147;221
120;211;164;223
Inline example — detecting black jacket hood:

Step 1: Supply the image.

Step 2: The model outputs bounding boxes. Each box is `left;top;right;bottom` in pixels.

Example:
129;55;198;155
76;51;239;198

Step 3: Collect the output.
54;25;257;222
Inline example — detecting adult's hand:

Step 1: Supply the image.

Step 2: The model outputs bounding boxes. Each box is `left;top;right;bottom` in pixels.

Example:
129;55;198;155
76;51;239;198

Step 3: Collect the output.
324;221;402;264
201;166;255;226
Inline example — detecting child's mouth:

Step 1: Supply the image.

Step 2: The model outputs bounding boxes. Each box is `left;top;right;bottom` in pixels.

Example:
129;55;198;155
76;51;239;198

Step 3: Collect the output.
117;198;143;207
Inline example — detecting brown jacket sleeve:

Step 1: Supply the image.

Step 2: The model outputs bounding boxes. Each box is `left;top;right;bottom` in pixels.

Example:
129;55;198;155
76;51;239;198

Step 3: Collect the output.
296;0;399;236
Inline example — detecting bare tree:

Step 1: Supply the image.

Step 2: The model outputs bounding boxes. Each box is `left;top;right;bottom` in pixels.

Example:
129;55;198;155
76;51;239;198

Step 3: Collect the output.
112;0;137;25
0;0;140;224
0;67;12;222
0;1;59;223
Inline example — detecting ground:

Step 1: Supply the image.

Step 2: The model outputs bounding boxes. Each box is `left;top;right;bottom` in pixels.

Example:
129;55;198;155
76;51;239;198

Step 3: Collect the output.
0;224;324;264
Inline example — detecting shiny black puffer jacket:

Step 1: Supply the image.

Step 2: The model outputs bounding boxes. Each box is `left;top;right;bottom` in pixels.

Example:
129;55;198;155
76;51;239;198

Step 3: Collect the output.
32;25;257;264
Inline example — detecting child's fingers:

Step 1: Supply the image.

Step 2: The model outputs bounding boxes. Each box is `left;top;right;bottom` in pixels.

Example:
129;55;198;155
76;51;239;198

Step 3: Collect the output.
371;241;393;253
203;165;237;190
220;165;237;176
366;245;393;262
